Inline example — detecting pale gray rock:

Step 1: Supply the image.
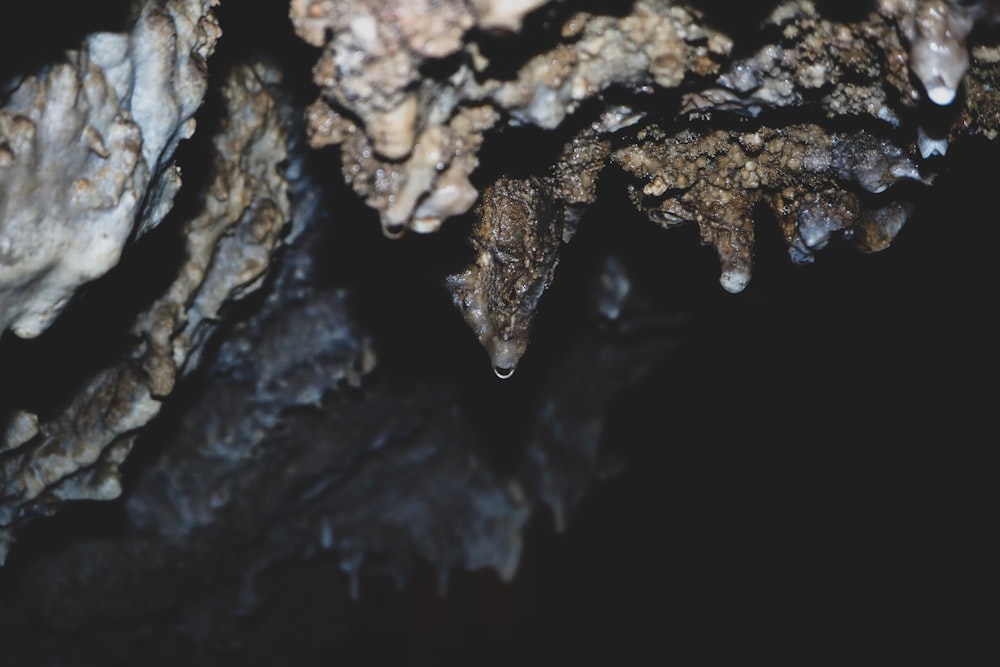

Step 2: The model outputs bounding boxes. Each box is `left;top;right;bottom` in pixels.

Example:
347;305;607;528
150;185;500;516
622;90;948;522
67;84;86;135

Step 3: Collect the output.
0;58;291;565
0;0;221;339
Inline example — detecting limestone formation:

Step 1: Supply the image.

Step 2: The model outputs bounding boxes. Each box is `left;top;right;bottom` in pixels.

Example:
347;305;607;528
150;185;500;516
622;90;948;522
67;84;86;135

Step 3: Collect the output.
0;1;996;662
0;0;221;339
1;56;292;564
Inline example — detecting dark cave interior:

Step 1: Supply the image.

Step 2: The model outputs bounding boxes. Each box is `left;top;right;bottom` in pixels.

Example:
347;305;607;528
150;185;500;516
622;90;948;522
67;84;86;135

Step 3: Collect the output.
0;1;995;664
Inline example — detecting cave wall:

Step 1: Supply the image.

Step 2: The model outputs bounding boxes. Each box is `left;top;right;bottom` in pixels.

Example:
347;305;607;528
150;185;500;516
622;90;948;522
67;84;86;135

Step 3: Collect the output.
0;1;994;663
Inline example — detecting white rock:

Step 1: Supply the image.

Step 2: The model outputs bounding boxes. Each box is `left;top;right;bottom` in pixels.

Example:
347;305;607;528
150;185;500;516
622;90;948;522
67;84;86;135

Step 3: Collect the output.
0;0;220;338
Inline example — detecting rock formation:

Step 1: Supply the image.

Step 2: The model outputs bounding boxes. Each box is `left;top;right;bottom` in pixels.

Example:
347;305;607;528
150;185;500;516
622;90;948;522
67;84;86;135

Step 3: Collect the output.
0;0;993;663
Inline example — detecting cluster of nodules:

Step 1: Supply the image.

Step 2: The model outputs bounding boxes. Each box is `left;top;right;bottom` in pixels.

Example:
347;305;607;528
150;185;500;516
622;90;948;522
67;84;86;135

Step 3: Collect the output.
421;1;999;376
295;0;731;238
615;124;929;292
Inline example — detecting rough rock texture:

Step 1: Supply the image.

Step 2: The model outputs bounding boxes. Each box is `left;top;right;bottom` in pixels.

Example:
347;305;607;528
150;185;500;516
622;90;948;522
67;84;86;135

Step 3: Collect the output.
0;0;221;338
613;123;929;290
292;0;1000;363
0;0;997;663
297;0;730;235
446;176;566;377
0;55;291;564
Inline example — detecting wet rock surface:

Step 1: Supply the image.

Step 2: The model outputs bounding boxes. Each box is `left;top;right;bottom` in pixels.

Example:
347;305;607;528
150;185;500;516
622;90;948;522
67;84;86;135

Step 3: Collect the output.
0;0;995;663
